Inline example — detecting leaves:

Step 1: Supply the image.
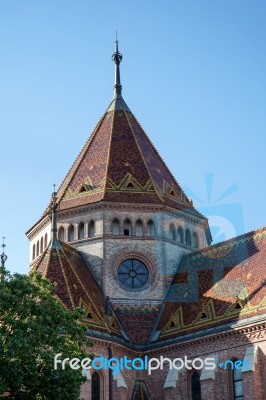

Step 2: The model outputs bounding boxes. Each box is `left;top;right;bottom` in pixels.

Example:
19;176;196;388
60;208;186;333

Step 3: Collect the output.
0;268;93;399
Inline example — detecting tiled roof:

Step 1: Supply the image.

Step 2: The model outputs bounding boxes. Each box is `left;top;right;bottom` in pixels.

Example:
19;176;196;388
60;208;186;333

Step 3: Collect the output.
154;227;266;341
113;304;160;345
40;94;195;215
32;239;122;338
131;380;152;400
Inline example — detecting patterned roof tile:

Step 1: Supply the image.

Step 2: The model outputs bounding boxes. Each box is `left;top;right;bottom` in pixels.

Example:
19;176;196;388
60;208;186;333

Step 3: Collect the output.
37;95;197;219
114;306;160;345
154;227;266;341
32;240;122;338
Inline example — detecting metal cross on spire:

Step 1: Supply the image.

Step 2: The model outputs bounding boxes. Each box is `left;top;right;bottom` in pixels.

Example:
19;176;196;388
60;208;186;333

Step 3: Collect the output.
112;32;123;95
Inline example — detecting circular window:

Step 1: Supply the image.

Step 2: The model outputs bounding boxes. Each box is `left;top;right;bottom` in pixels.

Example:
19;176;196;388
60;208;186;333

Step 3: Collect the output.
117;258;149;290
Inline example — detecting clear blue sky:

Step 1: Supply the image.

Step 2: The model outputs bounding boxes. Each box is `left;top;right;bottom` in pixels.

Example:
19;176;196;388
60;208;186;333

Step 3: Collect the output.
0;1;265;274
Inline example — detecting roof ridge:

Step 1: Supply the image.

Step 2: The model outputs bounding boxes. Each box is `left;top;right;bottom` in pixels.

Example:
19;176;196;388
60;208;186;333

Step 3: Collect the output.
56;113;107;207
130;111;192;206
102;107;116;198
43;246;52;278
123;110;164;203
33;240;117;333
62;246;107;325
58;239;79;252
57;248;75;309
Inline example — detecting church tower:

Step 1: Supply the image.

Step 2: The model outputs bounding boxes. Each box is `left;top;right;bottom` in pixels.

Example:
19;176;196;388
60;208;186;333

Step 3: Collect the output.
26;40;211;323
26;41;266;400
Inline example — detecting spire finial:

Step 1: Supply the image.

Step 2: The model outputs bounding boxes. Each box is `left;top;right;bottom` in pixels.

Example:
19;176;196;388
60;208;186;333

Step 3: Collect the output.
49;185;61;249
1;237;8;268
111;33;123;96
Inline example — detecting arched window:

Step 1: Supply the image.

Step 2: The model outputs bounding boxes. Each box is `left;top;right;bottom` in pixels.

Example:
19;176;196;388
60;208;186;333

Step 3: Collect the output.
44;233;48;248
78;222;85;239
111;219;120;235
40;237;43;253
32;244;36;260
89;221;95;238
91;371;101;400
178;226;184;243
136;219;143;236
58;226;65;241
36;241;40;257
68;225;75;242
191;371;201;400
193;232;199;248
147;220;155;236
124;219;132;236
169;224;176;240
186;229;192;246
233;360;243;399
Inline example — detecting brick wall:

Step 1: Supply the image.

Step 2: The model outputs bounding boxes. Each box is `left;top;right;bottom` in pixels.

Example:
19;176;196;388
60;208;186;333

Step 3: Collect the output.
79;327;266;400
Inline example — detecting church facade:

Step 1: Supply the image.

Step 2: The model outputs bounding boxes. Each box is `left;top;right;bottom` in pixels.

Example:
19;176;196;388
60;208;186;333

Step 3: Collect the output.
27;42;266;400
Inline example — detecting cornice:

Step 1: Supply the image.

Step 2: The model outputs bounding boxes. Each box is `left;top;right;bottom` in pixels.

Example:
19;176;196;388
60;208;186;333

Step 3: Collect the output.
26;216;50;240
27;200;208;239
145;321;266;358
56;202;207;227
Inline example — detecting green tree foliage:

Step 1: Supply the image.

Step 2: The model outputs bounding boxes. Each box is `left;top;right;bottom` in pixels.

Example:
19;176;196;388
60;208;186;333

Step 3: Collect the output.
0;268;92;399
